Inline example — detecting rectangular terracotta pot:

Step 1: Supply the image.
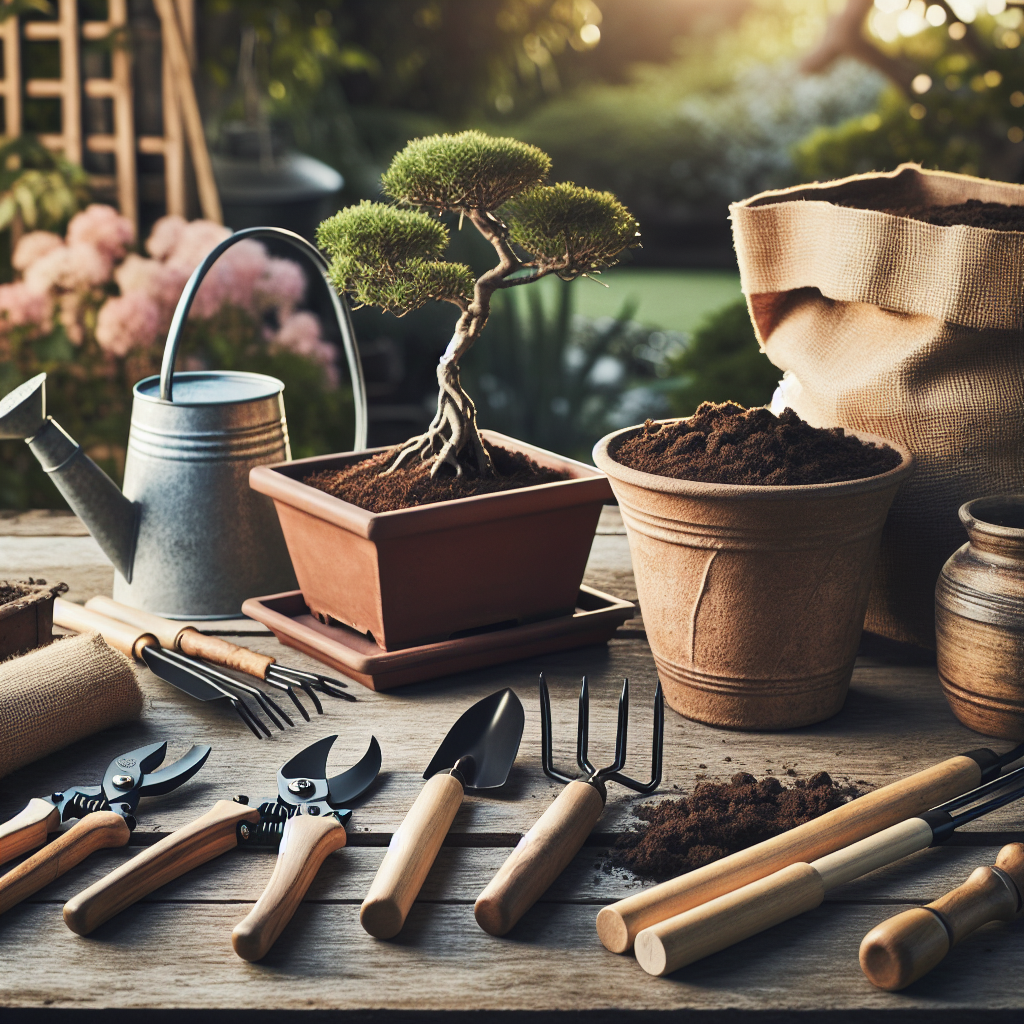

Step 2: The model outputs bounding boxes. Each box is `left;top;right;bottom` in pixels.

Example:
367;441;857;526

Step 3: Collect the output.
249;430;614;651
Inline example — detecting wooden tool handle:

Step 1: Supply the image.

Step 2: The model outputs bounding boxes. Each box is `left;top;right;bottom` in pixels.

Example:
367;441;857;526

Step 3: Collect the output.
597;754;983;953
85;596;276;679
177;631;275;680
54;598;155;660
475;780;605;936
0;812;130;916
0;799;61;869
860;843;1024;990
85;596;184;648
63;800;259;936
231;813;348;962
360;773;464;939
634;862;825;977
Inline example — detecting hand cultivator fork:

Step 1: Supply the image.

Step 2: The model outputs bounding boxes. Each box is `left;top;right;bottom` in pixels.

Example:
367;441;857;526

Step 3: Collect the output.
475;673;663;936
54;599;340;738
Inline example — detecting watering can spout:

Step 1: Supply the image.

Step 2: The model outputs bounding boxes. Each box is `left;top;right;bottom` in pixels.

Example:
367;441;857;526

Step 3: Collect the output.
0;373;137;582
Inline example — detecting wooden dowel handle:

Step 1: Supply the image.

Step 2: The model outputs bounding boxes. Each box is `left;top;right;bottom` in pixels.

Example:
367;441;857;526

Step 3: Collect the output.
360;773;464;939
0;812;130;916
85;596;276;679
860;843;1024;990
0;799;61;869
232;813;347;962
475;780;605;936
85;596;184;649
597;754;983;953
54;598;155;661
635;862;826;977
63;800;259;936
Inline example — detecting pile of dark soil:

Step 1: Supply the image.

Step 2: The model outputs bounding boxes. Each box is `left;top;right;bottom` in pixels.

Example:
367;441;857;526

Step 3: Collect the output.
0;583;32;605
878;199;1024;230
610;771;861;882
304;441;570;513
613;403;901;486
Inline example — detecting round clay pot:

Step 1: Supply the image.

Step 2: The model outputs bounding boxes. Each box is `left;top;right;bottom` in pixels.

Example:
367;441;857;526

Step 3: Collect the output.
935;495;1024;741
593;424;914;730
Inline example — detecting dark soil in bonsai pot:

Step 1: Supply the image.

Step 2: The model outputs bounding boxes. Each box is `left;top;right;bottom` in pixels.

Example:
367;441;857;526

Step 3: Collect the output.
303;440;570;513
614;402;902;486
609;770;862;882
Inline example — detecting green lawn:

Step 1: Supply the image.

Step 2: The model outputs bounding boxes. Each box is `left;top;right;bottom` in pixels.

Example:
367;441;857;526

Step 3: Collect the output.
518;269;743;334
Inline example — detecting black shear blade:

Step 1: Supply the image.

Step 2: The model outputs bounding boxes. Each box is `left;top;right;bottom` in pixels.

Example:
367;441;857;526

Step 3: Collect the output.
280;734;339;782
327;736;382;806
139;744;212;796
101;741;167;802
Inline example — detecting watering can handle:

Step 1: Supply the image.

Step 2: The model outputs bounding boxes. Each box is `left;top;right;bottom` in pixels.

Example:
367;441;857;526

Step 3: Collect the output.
158;225;368;450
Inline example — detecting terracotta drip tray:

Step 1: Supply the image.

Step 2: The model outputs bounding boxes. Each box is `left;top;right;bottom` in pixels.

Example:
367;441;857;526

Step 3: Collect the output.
242;585;635;691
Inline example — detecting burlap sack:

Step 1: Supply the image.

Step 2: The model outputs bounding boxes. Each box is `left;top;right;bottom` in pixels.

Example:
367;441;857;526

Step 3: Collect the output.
731;163;1024;649
0;632;143;777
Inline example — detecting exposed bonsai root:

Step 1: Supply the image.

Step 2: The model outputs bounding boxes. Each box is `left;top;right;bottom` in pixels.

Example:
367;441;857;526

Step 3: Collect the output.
385;359;493;479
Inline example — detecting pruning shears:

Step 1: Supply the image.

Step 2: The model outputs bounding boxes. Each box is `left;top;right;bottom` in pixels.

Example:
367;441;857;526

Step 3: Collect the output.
63;733;381;962
0;741;211;916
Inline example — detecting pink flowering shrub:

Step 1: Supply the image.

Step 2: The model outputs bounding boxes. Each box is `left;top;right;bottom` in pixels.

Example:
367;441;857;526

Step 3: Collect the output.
1;205;350;509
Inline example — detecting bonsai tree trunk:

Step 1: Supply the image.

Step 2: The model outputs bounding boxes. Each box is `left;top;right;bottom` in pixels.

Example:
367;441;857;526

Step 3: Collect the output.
387;321;493;478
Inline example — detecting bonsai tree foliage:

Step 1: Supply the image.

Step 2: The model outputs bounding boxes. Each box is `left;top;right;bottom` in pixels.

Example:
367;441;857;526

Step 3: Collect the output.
317;130;639;478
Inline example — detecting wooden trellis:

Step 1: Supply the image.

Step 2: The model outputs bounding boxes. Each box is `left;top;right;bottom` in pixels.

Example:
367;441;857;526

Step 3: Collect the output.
0;0;213;232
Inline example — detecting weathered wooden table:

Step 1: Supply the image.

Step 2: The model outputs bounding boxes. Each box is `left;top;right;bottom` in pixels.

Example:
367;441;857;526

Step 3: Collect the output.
1;508;1020;1022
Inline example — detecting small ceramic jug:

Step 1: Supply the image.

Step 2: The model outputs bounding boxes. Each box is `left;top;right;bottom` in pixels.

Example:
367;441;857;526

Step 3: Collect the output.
936;495;1024;740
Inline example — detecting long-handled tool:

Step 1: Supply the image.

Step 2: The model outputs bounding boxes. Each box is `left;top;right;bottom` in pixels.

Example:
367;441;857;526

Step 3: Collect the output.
597;739;1024;954
62;733;381;956
475;674;663;936
632;763;1024;977
85;595;354;712
0;741;209;915
860;842;1024;990
360;689;524;939
54;599;313;737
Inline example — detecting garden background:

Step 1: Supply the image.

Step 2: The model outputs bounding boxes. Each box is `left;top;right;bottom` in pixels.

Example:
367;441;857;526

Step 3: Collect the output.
3;0;1024;507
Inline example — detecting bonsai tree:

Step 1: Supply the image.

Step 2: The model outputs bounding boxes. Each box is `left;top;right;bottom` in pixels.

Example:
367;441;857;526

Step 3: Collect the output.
317;130;639;479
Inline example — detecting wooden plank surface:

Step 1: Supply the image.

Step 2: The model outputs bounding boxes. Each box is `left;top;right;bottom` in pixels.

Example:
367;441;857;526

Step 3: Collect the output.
0;512;1021;1020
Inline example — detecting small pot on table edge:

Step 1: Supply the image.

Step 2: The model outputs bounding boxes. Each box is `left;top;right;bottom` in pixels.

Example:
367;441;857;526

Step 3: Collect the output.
593;423;914;730
249;429;613;651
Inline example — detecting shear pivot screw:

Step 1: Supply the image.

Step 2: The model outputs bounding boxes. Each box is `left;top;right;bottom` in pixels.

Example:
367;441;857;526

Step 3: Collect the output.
288;779;315;796
112;774;134;789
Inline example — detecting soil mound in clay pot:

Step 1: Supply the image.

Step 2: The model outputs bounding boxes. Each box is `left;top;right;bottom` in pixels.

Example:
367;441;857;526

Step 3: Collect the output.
610;771;861;882
303;441;569;513
614;402;901;486
875;199;1024;230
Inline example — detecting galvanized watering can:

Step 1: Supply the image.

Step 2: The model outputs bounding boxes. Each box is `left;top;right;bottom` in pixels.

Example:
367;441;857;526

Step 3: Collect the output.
0;226;367;619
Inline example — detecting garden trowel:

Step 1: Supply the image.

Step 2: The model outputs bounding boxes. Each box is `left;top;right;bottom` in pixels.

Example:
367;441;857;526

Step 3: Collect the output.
360;688;524;939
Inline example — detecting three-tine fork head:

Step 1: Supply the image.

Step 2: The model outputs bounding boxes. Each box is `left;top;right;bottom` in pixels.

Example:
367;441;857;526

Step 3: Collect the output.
539;673;663;794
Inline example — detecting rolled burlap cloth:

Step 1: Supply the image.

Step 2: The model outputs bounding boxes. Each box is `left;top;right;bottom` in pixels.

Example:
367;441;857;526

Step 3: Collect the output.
0;632;143;778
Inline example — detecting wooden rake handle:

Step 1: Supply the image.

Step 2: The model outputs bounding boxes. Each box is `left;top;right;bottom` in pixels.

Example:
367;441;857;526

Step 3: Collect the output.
232;813;347;962
360;773;464;939
54;598;157;661
0;812;130;916
64;800;260;936
86;596;275;679
475;779;605;936
860;843;1024;990
0;799;61;869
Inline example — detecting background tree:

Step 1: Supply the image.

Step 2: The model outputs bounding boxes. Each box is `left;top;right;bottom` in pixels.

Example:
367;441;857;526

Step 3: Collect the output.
317;130;637;477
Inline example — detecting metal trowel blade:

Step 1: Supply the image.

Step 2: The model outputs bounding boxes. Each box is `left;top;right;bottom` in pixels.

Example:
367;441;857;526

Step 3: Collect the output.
423;688;525;790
